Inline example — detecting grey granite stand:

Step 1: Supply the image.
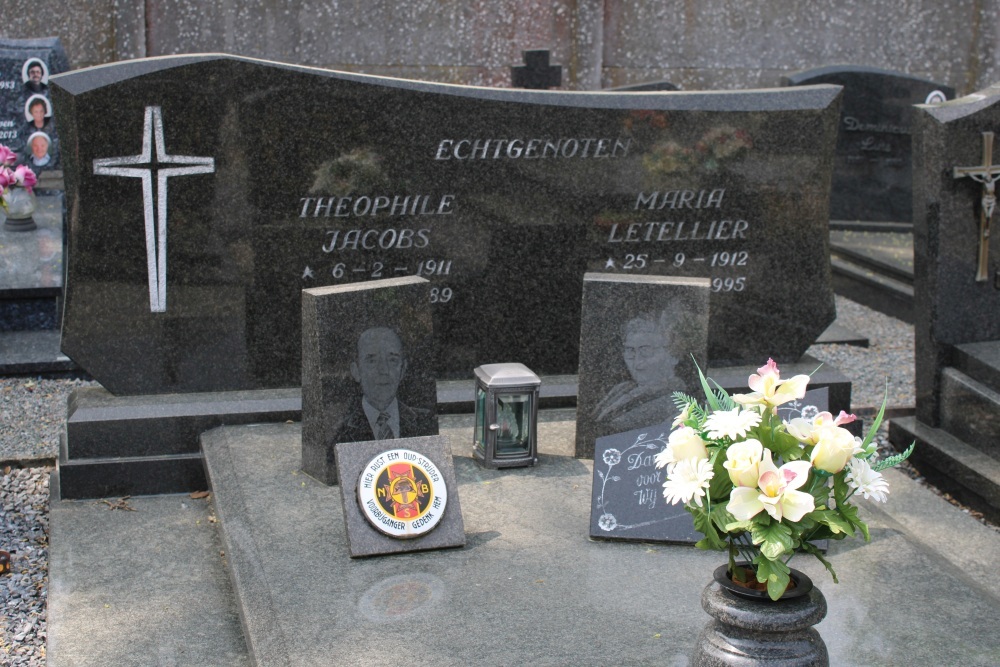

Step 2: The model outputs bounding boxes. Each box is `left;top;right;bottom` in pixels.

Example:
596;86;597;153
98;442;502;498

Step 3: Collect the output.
692;584;829;666
47;409;1000;666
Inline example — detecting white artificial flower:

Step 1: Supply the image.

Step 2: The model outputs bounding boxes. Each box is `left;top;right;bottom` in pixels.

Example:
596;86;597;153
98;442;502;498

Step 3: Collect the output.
704;408;761;441
661;458;714;507
846;458;890;502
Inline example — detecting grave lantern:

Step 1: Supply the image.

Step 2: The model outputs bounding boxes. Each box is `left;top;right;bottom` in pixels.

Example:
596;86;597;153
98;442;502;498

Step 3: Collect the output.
473;363;540;468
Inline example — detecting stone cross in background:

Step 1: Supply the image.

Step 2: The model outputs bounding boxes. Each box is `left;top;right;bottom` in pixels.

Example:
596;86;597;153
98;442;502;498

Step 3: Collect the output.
511;49;562;89
952;131;1000;283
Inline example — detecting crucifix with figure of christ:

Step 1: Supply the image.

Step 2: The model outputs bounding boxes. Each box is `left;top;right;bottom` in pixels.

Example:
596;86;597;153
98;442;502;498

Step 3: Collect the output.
952;131;1000;283
93;106;215;312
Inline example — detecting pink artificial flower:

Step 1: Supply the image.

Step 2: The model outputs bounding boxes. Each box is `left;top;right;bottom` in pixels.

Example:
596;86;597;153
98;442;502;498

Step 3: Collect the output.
0;145;16;166
13;165;37;193
832;410;856;426
732;358;810;409
0;166;13;190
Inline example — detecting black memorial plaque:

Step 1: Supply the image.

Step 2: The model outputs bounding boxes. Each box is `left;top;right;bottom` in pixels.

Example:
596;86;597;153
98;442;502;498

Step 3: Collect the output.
590;422;700;543
52;55;840;395
784;65;954;223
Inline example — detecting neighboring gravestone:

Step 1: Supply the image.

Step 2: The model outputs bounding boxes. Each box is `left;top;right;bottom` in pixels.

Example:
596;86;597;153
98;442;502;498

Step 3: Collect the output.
52;54;841;396
889;84;1000;522
0;38;68;174
783;65;954;223
511;49;562;89
575;273;709;458
334;435;465;557
590;387;829;542
301;276;438;485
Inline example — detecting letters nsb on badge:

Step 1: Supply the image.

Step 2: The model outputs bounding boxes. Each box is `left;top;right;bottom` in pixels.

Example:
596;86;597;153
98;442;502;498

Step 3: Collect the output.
357;449;447;539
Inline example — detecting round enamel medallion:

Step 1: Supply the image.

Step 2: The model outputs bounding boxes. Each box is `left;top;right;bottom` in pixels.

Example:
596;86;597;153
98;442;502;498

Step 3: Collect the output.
357;449;448;539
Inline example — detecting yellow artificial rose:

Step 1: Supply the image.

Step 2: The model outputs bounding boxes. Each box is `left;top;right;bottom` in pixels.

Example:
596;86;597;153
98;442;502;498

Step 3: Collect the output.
810;425;858;473
723;438;764;487
667;426;709;462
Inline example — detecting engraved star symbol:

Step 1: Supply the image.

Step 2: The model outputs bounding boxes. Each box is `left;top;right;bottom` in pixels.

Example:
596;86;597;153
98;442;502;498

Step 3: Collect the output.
302;266;315;279
605;258;615;269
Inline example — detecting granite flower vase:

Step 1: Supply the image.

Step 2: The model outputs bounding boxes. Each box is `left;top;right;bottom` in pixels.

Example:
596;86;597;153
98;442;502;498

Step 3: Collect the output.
692;564;829;666
3;187;37;232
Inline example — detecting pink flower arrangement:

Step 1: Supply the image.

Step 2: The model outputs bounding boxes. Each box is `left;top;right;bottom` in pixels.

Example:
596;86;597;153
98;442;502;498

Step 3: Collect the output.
0;144;37;212
0;144;16;166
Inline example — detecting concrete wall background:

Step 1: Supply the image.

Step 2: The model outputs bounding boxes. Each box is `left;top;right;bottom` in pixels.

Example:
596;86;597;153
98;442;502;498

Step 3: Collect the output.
1;0;997;94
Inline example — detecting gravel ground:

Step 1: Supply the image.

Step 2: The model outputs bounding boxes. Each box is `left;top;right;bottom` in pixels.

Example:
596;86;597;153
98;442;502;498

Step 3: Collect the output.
0;295;988;665
807;296;916;415
1;466;49;666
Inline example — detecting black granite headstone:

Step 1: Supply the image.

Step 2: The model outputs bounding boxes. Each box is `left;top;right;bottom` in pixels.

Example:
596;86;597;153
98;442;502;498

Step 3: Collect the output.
889;84;1000;522
301;276;439;485
783;65;954;223
575;273;709;458
52;54;840;396
0;38;68;173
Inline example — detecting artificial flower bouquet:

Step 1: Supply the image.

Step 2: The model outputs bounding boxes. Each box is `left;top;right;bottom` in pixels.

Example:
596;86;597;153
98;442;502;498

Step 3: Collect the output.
0;144;37;211
656;359;913;600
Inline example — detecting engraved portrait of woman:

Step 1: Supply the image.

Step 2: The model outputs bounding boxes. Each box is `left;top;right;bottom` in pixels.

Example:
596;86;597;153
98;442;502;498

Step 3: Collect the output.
592;310;682;432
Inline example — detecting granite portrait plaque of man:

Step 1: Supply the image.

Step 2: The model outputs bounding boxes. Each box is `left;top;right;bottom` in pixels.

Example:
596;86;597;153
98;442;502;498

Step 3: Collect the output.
334;326;435;443
301;276;440;485
22;59;48;95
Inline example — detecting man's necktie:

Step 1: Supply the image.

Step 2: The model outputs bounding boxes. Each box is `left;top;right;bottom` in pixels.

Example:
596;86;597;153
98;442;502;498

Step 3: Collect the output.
375;411;393;440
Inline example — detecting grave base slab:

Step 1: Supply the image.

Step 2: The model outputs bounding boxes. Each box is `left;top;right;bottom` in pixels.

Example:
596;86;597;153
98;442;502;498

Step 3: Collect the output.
889;415;1000;524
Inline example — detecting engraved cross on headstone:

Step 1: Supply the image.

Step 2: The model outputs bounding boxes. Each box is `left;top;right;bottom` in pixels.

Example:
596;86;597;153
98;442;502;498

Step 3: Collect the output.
511;50;562;90
93;106;215;312
952;131;1000;282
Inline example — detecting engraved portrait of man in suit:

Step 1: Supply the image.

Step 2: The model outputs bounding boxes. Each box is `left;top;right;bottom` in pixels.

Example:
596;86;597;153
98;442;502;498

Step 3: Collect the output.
334;326;435;443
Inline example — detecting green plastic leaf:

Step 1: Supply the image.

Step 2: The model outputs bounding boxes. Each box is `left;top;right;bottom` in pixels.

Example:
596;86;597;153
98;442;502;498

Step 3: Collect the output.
768;429;806;460
707;456;732;500
691;505;726;551
694;358;722;411
753;555;792;601
807;509;853;535
725;519;755;532
838;503;870;541
751;521;795;560
709;504;736;534
800;542;839;584
858;382;889;456
872;442;915;472
833;472;850;507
